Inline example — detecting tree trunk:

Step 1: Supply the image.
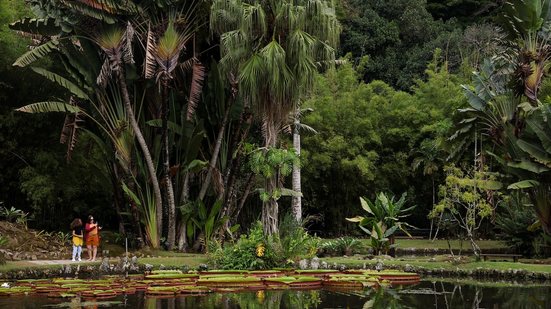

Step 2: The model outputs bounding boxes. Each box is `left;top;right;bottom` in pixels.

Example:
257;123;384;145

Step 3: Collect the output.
110;162;127;236
262;119;279;236
198;101;234;201
161;77;176;250
468;232;481;260
116;68;163;247
291;111;302;222
232;173;255;225
177;173;190;251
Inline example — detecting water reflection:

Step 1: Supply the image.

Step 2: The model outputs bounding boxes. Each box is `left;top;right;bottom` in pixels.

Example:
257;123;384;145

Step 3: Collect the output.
1;280;550;308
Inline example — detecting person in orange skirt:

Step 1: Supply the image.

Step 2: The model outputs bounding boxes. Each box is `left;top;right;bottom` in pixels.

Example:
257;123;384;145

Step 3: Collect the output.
85;215;102;261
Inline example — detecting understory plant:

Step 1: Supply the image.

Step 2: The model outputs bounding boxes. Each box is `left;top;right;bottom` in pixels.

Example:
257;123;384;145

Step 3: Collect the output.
208;216;319;270
320;237;363;256
430;165;501;259
347;192;415;255
496;193;543;257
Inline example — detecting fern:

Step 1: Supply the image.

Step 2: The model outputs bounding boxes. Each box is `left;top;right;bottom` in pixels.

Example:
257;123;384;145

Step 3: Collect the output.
13;40;59;67
30;67;90;100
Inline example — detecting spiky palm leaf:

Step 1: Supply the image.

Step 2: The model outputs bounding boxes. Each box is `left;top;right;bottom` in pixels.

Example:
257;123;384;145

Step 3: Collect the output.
186;59;205;121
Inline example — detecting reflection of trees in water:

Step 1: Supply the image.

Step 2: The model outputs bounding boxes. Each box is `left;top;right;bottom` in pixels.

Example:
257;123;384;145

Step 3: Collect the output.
429;282;551;309
496;286;551;309
363;288;413;309
227;290;321;309
432;282;483;309
134;284;551;308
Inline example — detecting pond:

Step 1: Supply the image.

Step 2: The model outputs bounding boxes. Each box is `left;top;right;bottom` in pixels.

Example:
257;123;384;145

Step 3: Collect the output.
0;280;550;308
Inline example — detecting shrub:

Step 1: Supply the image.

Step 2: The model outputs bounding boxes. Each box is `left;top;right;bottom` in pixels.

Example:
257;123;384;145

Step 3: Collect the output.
496;194;542;257
208;222;278;270
320;237;363;256
208;217;320;270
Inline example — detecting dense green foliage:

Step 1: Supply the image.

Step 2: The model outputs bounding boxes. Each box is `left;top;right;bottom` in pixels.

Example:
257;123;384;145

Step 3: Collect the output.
300;58;465;235
208;218;319;270
0;0;549;259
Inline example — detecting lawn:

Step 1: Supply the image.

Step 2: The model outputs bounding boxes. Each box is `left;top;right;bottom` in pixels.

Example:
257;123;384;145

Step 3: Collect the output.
323;256;551;274
393;239;507;250
139;254;207;268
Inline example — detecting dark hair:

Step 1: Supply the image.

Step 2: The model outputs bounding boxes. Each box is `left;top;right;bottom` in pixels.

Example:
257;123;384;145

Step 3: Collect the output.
88;215;94;223
70;218;82;230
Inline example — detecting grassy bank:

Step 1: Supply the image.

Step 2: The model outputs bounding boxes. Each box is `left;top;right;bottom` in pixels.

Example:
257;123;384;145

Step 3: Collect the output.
323;256;551;274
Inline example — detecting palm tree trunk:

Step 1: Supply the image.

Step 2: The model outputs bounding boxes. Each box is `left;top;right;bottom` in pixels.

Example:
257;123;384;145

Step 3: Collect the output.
177;172;190;251
262;119;279;236
291;111;302;222
161;77;177;250
198;100;234;201
116;68;163;246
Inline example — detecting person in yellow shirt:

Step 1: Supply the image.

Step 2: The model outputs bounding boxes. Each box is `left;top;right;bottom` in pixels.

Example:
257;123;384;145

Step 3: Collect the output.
70;218;83;262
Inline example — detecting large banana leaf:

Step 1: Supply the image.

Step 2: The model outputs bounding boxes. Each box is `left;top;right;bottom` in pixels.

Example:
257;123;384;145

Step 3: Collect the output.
517;139;551;165
9;18;62;36
508;159;550;173
508;180;541;189
16;101;83;114
13;40;59;67
30;67;90;100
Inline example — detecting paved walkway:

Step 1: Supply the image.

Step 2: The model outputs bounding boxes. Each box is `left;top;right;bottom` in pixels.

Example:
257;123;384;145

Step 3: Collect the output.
24;259;109;266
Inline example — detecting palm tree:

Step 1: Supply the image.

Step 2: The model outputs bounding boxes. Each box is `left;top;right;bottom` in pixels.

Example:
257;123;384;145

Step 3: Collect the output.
412;139;444;239
95;24;164;241
142;14;201;249
210;0;340;235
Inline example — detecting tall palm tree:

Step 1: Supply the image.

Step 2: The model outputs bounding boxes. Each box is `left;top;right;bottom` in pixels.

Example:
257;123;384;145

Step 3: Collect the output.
95;24;164;240
210;0;340;235
142;11;203;248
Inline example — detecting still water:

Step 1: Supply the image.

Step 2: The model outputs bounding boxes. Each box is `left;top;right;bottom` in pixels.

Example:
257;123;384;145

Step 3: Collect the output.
0;280;549;308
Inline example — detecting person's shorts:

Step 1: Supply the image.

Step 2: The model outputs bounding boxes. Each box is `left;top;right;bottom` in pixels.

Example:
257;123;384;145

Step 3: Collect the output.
86;234;100;246
72;236;83;246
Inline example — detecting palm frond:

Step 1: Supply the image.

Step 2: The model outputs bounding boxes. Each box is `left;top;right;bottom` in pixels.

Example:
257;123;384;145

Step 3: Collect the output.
144;25;157;79
187;59;205;121
16;101;83;114
13;40;59;67
96;58;111;87
122;22;135;64
59;0;117;23
30;67;90;100
9;18;62;36
59;96;84;161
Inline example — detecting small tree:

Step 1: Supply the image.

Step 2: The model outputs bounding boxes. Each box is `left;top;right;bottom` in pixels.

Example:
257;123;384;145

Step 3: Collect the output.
430;165;501;259
347;192;415;255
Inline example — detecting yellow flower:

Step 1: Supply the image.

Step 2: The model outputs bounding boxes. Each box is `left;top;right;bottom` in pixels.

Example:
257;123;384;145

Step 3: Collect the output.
256;243;265;257
256;290;265;303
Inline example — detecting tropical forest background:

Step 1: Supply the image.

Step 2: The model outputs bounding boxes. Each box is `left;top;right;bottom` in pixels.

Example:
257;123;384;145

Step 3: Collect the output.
1;0;550;258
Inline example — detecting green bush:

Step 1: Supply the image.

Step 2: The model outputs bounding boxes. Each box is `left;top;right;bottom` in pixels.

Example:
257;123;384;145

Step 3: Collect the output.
208;217;320;270
496;194;542;257
208;222;277;270
320;237;363;256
